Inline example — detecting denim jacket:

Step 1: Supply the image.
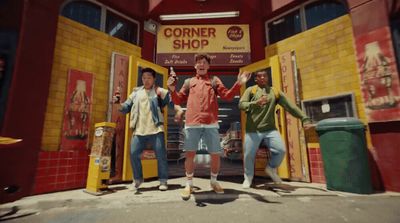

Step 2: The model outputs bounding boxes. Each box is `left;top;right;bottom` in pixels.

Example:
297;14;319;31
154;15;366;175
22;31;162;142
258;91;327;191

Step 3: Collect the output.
120;86;173;131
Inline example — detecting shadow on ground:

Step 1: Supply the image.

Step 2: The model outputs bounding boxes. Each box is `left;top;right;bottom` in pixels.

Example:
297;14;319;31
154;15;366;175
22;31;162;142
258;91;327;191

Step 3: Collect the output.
134;184;183;194
259;183;327;194
191;188;281;207
0;206;37;222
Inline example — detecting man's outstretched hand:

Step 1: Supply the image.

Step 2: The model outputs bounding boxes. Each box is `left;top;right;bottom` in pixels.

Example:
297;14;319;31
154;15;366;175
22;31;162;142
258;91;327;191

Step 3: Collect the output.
303;123;312;131
238;71;252;85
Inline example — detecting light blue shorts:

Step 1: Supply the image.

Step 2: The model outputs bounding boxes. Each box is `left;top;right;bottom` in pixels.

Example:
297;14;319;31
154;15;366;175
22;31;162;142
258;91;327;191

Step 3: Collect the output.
184;128;222;154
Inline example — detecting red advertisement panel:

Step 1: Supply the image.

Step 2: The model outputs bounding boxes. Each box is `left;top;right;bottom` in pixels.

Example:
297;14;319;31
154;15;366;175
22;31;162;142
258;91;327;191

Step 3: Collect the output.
60;69;93;150
110;53;128;146
355;27;400;122
109;53;128;181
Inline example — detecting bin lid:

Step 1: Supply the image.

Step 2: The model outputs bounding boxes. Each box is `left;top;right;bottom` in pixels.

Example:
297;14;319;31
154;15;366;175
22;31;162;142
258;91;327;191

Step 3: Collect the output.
316;117;365;131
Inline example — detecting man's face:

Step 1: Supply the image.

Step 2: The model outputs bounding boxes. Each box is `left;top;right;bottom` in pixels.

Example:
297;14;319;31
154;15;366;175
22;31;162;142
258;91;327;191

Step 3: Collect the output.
142;72;155;89
255;71;269;87
194;58;210;76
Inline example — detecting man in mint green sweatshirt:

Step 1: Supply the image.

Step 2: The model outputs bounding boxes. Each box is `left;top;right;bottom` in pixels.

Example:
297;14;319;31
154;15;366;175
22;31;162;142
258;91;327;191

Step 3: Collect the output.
239;69;311;188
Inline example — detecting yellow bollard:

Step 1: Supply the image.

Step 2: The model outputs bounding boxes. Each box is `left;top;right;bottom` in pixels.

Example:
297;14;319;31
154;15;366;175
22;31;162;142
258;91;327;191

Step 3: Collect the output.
84;122;116;195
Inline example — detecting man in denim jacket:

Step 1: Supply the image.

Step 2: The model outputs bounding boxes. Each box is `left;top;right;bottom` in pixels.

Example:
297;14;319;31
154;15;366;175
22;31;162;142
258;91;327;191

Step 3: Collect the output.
113;67;183;192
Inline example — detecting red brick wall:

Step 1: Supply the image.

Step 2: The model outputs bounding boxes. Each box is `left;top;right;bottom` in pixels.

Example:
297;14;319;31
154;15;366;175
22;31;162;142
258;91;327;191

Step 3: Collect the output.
0;0;63;202
33;150;89;194
369;122;400;192
142;30;156;62
307;146;326;184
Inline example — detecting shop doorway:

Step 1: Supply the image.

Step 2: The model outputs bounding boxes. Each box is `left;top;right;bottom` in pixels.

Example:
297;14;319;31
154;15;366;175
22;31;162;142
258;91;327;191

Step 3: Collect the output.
111;55;310;182
240;55;310;182
166;70;244;177
119;56;169;181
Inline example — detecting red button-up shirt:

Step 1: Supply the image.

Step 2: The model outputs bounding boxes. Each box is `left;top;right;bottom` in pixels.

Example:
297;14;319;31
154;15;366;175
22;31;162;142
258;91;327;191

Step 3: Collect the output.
171;74;241;126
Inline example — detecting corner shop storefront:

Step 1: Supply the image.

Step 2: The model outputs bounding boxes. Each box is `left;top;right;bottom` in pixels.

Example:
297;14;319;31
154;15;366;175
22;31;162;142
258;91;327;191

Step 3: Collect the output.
2;0;400;203
37;2;362;189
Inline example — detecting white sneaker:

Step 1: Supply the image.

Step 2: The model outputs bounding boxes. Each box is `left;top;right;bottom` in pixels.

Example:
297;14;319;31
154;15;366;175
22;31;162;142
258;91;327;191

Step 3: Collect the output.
181;184;193;200
242;175;253;189
210;181;224;194
129;179;142;192
265;166;282;184
159;182;168;191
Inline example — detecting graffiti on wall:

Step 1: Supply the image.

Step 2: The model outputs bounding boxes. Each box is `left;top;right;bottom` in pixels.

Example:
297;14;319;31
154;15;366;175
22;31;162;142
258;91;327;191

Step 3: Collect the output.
60;69;93;150
356;27;400;122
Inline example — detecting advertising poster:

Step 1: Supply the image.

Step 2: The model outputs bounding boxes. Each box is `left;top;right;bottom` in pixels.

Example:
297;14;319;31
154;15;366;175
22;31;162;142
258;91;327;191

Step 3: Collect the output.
108;53;129;181
279;52;304;180
355;27;400;122
60;69;93;150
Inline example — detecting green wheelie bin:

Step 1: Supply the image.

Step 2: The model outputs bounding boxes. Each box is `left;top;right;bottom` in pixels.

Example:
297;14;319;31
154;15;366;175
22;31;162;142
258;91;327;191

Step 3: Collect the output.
315;117;373;194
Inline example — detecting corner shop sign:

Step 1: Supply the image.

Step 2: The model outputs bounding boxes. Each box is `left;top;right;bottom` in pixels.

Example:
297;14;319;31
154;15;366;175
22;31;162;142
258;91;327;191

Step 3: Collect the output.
156;24;251;66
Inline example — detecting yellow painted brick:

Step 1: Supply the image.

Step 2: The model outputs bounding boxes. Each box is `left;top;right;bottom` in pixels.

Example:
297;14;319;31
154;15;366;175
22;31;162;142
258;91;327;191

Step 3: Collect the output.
49;106;64;114
42;16;143;150
46;128;61;137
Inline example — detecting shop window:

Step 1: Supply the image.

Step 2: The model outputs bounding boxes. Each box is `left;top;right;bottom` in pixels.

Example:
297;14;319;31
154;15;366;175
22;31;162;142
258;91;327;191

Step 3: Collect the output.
0;32;18;129
61;0;139;45
266;0;348;45
61;1;101;30
0;54;6;128
305;0;347;29
267;10;302;45
302;93;357;124
106;10;139;45
391;17;400;73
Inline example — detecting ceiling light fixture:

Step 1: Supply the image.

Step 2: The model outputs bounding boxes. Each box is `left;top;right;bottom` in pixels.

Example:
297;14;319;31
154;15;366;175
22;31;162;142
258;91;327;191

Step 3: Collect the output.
159;11;240;21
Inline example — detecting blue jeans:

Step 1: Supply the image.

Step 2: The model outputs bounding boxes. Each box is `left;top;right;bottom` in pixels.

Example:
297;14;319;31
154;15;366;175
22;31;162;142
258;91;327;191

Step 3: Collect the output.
130;132;168;183
243;130;286;178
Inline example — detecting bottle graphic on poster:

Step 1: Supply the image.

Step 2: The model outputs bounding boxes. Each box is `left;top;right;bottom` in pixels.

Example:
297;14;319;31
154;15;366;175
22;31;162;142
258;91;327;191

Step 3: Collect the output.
67;80;89;139
362;42;397;109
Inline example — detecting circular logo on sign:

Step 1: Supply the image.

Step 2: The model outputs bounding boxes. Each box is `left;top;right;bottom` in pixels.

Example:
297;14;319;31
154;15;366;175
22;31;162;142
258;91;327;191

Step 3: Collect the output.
95;127;104;137
227;26;244;41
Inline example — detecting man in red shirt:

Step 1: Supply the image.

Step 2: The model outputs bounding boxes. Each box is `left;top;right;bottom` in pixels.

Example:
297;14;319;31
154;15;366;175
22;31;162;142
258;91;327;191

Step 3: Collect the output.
167;54;251;200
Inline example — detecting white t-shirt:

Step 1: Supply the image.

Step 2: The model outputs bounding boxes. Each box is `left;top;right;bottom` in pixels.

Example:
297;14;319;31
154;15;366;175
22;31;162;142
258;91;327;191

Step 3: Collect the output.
134;88;165;136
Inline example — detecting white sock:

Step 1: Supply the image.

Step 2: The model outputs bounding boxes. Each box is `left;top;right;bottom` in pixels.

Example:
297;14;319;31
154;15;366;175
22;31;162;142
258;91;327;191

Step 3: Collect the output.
244;174;253;182
210;172;218;184
186;172;194;187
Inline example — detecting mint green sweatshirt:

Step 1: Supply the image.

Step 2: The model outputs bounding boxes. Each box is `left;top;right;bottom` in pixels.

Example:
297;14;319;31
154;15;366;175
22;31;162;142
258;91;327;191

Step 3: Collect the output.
239;85;310;132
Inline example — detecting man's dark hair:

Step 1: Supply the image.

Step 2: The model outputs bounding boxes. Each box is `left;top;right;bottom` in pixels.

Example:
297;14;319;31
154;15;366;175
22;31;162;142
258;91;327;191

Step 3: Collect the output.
254;68;271;77
142;67;156;78
194;54;211;64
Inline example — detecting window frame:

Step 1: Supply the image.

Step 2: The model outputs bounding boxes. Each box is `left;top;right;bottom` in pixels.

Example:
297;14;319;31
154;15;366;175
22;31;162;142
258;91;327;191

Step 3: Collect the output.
265;5;303;46
105;10;139;45
265;0;347;45
301;92;358;125
60;0;140;45
391;17;400;74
